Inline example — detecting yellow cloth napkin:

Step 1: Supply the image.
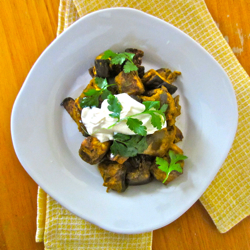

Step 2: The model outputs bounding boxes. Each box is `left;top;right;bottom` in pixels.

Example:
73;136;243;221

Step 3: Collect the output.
36;0;250;248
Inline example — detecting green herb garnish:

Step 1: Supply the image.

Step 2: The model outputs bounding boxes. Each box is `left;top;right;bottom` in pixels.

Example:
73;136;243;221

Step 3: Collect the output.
110;133;148;157
107;100;168;136
107;94;122;121
101;49;138;73
156;150;188;183
80;77;113;108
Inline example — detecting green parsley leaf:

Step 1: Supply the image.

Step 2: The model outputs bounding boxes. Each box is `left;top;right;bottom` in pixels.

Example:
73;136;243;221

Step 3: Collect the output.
160;103;168;113
110;133;148;157
95;77;108;89
143;101;160;111
80;96;99;108
101;89;111;100
107;94;122;121
150;112;163;130
156;150;188;183
101;50;117;59
80;77;114;109
83;88;100;96
111;54;126;65
101;49;138;73
123;61;138;73
126;118;147;136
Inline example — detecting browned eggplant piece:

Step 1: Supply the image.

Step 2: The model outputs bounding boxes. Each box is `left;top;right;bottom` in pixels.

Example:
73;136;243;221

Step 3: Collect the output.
138;65;145;78
174;126;184;143
109;153;128;164
166;71;181;84
79;136;111;165
150;156;184;185
156;68;172;79
143;127;176;157
125;155;153;186
125;48;144;65
142;69;178;94
61;97;88;136
88;66;95;78
115;71;145;95
75;78;99;110
95;59;110;78
98;160;127;192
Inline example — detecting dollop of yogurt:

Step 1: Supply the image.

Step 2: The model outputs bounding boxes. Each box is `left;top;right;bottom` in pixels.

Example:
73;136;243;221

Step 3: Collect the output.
81;93;166;142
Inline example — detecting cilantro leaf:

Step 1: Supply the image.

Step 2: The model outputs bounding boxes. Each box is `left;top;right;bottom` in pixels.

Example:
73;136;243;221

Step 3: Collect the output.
123;61;138;73
80;96;99;108
101;89;111;100
111;54;126;65
143;101;160;111
110;133;148;157
101;50;117;59
124;52;135;61
126;118;147;136
80;77;114;109
100;49;138;73
160;104;168;113
156;150;188;183
95;77;108;89
84;88;100;96
107;94;122;121
149;112;163;130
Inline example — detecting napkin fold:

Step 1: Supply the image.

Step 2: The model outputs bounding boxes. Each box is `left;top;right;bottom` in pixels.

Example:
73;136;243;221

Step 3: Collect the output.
36;0;250;248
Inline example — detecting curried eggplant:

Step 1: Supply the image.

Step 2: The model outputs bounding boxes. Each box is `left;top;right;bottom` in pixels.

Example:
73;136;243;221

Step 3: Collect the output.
143;127;176;157
174;126;184;143
98;160;127;192
125;48;144;65
79;136;110;165
109;153;128;165
94;59;110;78
115;71;145;95
61;97;88;136
142;69;178;94
125;155;153;185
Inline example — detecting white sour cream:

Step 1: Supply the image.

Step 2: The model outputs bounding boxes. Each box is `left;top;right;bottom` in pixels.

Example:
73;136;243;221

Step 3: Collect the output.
81;93;166;142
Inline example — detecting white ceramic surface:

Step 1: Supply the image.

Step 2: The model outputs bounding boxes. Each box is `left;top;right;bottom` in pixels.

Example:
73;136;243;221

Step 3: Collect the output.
11;8;238;234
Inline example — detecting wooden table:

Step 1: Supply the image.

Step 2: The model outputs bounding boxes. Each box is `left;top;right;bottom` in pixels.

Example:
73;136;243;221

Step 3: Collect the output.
1;1;249;249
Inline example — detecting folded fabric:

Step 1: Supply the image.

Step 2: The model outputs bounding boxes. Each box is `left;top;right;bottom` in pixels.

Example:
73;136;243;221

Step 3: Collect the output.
36;0;250;248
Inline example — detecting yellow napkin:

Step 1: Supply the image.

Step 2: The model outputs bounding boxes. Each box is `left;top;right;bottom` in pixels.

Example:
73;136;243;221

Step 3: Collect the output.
36;0;250;248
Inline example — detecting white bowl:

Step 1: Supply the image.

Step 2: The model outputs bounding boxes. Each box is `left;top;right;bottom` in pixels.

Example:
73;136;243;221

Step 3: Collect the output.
11;8;238;234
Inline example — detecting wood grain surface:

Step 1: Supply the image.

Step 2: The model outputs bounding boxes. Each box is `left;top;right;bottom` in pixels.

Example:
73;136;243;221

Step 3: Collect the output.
0;1;249;249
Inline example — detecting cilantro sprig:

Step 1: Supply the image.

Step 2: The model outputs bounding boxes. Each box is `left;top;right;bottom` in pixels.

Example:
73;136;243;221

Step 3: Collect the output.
110;133;148;157
107;94;122;121
107;100;168;136
156;150;188;183
80;77;113;108
101;49;138;73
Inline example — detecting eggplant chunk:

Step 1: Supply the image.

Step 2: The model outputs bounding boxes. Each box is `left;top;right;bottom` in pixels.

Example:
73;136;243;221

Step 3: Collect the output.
142;69;178;94
109;153;128;164
143;127;176;157
98;160;127;192
94;59;110;78
125;155;153;186
61;97;88;136
150;156;184;185
174;126;184;143
125;48;144;65
88;66;96;78
115;71;145;95
156;68;172;80
138;65;145;78
79;136;110;165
